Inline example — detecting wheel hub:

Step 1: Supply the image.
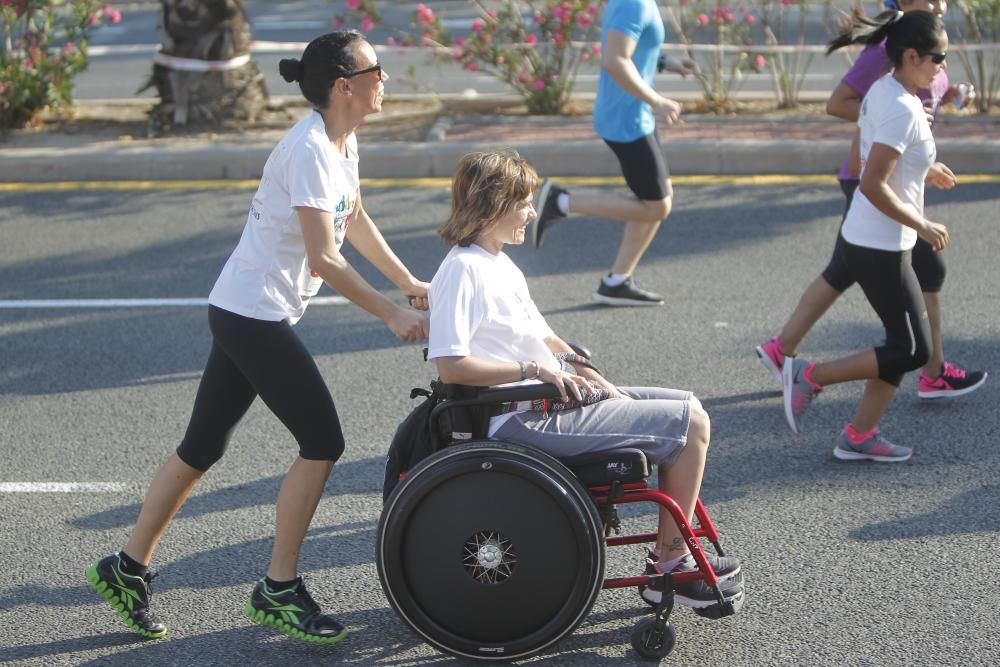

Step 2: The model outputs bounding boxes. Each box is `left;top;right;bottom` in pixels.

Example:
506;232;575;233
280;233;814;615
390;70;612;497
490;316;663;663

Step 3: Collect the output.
463;531;517;584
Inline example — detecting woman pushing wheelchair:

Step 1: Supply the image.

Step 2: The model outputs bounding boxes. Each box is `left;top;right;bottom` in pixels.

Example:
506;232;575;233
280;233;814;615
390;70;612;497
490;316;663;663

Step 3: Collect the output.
426;151;744;611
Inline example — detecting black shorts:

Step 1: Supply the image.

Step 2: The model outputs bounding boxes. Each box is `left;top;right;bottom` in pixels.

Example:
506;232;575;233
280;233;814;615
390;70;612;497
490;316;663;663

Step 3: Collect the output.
828;179;946;294
604;132;670;201
176;306;346;471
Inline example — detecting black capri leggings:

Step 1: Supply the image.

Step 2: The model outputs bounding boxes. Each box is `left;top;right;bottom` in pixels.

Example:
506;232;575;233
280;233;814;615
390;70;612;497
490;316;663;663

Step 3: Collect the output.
826;180;946;293
827;234;932;386
176;305;346;472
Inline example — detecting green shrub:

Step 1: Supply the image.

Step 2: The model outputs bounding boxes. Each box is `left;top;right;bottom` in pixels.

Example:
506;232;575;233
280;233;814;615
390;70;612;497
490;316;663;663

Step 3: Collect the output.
1;0;120;130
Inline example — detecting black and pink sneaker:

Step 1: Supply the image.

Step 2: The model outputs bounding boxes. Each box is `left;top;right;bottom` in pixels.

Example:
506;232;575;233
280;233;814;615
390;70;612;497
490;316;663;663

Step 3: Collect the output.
918;361;987;399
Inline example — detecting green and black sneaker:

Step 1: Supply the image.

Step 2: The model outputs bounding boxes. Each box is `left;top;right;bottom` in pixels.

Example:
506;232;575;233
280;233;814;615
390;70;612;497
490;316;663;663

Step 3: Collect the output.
85;554;167;639
245;577;347;644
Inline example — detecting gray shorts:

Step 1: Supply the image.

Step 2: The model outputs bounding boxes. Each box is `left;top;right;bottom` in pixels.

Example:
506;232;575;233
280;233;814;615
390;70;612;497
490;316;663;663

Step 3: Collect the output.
493;386;692;467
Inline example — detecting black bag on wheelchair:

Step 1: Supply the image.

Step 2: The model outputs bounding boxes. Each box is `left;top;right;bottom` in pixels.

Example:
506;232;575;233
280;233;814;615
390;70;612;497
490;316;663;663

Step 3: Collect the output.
382;382;444;502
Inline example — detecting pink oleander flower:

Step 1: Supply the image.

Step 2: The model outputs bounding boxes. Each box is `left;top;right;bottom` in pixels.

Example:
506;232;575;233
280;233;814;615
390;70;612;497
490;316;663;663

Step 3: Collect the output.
552;6;564;20
714;7;725;19
464;61;480;72
361;13;374;31
591;44;600;55
781;0;795;5
88;13;100;25
471;18;482;32
577;14;591;28
108;8;122;23
755;54;767;68
453;37;465;47
415;3;435;25
724;10;736;22
64;42;76;55
745;14;755;25
553;32;564;46
697;13;709;26
525;33;538;45
532;77;545;90
587;4;599;15
345;0;360;10
486;9;497;18
452;48;462;60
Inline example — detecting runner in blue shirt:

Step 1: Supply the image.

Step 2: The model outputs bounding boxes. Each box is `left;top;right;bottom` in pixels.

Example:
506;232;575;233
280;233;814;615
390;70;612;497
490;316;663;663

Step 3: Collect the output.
530;0;697;307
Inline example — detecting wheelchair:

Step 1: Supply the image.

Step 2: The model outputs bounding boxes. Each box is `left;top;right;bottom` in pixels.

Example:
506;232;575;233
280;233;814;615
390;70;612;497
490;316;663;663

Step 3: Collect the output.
376;372;743;662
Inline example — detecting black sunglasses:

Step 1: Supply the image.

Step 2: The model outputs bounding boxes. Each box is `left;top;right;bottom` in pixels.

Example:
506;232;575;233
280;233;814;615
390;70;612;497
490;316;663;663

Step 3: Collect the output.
925;51;947;64
342;63;382;79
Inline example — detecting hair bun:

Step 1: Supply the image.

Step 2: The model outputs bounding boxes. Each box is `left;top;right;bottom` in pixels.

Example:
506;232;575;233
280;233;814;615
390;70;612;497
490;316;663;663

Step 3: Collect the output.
278;58;303;83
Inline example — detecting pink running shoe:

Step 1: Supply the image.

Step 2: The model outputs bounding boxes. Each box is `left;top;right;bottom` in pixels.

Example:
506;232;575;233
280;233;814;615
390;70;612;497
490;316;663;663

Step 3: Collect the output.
918;361;988;399
755;336;785;387
782;358;821;435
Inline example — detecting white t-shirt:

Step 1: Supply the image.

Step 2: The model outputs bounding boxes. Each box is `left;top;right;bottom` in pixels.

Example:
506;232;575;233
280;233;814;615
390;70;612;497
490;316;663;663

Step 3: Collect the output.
428;244;560;433
843;74;935;251
209;111;359;324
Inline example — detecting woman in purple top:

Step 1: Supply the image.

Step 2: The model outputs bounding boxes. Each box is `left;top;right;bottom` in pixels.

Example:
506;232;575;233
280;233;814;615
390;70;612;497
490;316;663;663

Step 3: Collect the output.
755;0;986;403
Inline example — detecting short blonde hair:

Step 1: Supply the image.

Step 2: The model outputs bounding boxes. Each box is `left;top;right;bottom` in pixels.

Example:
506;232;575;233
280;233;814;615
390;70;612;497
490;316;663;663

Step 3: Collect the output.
439;151;540;247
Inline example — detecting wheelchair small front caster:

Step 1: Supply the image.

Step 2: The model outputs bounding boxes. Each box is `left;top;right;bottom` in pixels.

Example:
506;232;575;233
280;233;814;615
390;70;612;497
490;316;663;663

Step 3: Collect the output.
631;617;676;660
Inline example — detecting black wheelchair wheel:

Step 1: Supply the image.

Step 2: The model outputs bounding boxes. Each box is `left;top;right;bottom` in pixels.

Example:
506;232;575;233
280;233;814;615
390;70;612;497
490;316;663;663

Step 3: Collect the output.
377;441;605;662
631;618;676;660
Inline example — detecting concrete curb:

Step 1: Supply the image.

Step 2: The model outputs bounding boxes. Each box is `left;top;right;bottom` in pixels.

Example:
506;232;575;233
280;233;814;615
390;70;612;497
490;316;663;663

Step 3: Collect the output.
5;136;999;182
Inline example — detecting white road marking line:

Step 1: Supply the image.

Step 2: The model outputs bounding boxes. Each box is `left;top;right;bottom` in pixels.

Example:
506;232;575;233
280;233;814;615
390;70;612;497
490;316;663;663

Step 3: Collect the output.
0;297;349;309
0;482;127;493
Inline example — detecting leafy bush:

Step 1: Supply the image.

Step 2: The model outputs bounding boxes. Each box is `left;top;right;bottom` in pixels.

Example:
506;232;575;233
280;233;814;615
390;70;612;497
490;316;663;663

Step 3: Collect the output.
1;0;120;130
953;0;1000;111
337;1;603;115
659;1;762;111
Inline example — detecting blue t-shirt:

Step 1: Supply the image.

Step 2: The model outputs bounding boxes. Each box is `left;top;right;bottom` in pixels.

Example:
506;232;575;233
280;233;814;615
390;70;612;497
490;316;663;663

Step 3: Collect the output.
592;0;664;142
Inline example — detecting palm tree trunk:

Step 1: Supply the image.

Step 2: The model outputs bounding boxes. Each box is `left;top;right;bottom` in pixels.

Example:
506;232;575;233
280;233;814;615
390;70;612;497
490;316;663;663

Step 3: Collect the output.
144;0;268;134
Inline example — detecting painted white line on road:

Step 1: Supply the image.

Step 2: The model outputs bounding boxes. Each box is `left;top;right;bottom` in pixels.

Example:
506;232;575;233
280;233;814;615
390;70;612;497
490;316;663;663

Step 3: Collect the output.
0;482;127;493
0;297;349;309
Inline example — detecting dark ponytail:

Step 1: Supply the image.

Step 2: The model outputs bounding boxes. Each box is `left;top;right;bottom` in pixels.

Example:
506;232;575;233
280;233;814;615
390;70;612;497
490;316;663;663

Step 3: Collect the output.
827;10;944;69
278;30;366;107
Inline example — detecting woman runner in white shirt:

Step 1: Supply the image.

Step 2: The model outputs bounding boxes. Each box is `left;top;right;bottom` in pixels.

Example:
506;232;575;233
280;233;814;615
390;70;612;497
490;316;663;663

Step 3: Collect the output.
781;11;951;462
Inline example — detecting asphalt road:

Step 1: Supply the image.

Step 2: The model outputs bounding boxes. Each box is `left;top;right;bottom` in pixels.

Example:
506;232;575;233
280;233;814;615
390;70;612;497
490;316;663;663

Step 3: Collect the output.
1;179;999;666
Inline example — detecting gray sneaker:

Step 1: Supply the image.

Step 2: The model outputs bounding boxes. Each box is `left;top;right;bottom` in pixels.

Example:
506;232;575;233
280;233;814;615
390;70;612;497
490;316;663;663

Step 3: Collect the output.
592;276;664;307
834;429;912;462
531;178;567;249
782;357;821;434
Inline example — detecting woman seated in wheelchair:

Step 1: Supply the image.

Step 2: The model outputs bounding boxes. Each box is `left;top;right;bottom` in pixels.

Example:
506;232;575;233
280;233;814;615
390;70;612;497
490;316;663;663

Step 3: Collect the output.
426;150;744;611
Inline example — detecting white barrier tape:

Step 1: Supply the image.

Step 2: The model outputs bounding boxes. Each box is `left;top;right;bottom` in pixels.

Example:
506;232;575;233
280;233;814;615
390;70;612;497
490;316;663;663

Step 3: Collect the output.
152;51;251;72
86;39;1000;59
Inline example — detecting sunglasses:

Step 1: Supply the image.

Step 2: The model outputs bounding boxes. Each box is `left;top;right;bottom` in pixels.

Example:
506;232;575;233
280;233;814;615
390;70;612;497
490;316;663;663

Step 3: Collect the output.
342;63;382;79
925;51;947;64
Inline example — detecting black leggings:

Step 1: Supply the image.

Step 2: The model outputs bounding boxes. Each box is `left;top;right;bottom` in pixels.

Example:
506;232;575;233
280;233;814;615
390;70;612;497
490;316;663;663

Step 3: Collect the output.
827;235;932;386
825;180;946;293
176;306;345;472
